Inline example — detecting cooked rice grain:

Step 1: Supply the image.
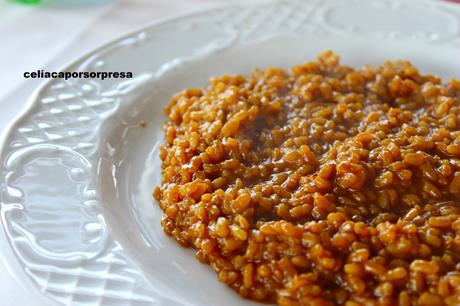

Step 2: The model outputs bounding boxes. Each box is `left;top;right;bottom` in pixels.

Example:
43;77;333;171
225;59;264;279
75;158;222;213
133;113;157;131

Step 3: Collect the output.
154;51;460;305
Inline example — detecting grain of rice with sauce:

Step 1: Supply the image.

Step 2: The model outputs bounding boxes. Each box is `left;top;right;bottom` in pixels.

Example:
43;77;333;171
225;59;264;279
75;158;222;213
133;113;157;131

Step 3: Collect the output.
154;51;460;306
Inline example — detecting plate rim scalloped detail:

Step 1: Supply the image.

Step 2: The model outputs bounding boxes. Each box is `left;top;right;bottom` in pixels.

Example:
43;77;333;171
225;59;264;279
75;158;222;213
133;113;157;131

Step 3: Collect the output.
1;0;459;305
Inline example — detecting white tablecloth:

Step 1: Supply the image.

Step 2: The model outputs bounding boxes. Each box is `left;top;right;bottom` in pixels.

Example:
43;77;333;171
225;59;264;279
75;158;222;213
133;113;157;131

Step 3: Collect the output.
0;1;269;305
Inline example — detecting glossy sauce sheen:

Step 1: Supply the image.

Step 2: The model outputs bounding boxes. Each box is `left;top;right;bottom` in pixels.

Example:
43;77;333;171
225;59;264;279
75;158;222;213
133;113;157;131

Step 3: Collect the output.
154;52;460;306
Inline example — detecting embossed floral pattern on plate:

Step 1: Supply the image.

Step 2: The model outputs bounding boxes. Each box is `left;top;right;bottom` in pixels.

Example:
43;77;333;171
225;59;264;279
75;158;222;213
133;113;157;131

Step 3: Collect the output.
1;0;459;305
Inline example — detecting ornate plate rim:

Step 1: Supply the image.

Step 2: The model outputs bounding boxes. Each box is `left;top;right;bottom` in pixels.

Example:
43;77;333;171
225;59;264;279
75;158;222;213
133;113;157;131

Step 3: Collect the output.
0;0;459;304
0;2;274;302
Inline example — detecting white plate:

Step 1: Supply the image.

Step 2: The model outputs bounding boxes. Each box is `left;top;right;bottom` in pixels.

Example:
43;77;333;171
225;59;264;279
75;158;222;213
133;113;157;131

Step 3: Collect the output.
1;0;460;305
